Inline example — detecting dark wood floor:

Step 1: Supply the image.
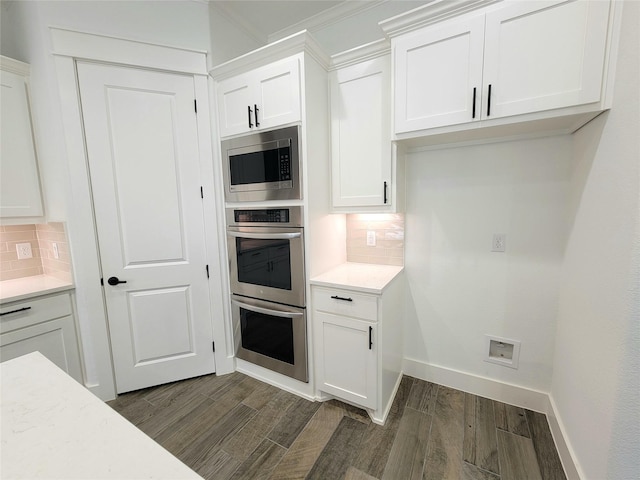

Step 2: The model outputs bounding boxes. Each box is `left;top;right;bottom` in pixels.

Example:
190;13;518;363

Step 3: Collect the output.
107;372;566;480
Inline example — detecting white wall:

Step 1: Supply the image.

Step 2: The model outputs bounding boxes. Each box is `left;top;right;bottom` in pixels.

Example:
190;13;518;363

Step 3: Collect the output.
404;135;572;394
551;1;640;478
208;3;263;67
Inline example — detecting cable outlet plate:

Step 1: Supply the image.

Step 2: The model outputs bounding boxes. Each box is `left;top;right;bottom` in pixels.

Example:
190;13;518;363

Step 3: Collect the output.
16;242;33;260
484;334;520;369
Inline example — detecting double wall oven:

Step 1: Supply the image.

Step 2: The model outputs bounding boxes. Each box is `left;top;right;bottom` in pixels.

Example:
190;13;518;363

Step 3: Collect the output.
227;207;307;382
223;127;307;383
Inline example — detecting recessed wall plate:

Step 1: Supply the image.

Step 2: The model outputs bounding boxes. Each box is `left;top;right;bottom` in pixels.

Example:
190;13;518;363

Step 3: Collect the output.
484;334;521;369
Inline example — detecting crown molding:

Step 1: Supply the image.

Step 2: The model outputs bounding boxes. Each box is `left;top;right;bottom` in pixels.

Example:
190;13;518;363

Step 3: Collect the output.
379;0;501;37
209;30;330;79
268;0;387;43
329;38;390;71
0;55;30;76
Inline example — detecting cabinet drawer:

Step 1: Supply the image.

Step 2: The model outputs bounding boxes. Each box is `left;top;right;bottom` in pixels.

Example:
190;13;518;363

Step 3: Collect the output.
0;293;72;333
312;287;377;321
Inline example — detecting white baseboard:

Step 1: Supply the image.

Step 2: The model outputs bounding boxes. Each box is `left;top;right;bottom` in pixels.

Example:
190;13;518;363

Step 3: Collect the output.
403;357;549;412
402;357;581;479
545;395;584;480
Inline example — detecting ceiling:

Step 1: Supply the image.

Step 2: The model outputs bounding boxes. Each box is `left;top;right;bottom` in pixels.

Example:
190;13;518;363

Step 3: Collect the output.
211;0;430;53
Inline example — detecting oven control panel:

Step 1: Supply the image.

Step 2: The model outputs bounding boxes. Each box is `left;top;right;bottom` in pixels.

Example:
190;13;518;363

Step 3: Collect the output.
226;206;303;227
234;209;289;223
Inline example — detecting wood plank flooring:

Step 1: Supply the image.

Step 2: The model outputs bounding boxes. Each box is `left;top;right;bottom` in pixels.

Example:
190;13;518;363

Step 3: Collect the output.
108;373;567;480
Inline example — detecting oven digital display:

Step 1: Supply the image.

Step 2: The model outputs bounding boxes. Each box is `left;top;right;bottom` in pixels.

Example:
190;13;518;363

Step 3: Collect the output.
234;209;290;223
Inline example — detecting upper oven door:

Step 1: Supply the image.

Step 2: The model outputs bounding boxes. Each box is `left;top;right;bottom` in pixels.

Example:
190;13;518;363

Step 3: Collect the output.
227;226;305;307
222;126;301;202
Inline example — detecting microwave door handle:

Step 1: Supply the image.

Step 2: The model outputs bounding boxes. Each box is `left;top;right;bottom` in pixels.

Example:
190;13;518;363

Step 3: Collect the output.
232;299;303;319
227;231;302;240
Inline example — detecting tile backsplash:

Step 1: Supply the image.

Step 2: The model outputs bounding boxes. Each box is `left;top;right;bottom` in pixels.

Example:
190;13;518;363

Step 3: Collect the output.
0;223;73;282
346;214;404;266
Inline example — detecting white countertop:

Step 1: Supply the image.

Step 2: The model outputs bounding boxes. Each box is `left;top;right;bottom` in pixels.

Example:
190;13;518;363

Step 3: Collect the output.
310;262;404;294
1;352;202;479
0;275;74;304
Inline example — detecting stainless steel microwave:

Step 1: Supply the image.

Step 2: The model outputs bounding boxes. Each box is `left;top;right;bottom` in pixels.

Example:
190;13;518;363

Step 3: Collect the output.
221;126;301;203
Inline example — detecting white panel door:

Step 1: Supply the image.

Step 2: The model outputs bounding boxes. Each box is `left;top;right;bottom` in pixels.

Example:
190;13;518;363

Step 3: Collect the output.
483;0;610;119
316;312;377;409
394;13;485;133
77;62;214;393
331;56;391;208
254;57;301;131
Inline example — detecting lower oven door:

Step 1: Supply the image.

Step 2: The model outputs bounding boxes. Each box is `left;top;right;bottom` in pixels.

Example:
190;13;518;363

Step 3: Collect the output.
232;295;308;383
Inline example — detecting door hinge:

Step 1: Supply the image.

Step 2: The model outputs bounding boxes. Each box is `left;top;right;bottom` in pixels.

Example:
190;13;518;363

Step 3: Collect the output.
206;264;209;279
194;99;197;113
200;186;203;199
212;341;215;352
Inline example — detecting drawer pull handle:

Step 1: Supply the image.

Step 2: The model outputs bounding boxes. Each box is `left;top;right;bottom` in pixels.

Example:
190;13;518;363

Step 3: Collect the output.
369;326;373;350
330;295;353;302
1;306;32;316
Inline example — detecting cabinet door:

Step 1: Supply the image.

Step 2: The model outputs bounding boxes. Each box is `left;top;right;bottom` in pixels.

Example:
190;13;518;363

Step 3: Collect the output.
394;13;485;133
254;57;301;131
316;311;376;409
217;72;255;138
331;56;391;208
483;0;611;119
0;316;83;382
0;69;44;217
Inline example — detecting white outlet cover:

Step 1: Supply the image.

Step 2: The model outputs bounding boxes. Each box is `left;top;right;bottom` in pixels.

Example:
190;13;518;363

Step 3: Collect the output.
16;242;33;260
366;230;376;247
492;233;506;252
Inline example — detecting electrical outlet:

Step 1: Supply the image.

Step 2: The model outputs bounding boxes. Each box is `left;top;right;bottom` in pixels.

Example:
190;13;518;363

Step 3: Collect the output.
366;230;376;247
492;233;506;252
52;242;60;259
16;243;33;260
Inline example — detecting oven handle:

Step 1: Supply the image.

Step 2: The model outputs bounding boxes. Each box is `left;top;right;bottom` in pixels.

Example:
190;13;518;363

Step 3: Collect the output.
232;298;304;318
227;231;302;240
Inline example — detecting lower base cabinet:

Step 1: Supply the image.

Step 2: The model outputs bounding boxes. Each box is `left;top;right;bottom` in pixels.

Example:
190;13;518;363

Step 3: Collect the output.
0;291;83;382
312;273;404;424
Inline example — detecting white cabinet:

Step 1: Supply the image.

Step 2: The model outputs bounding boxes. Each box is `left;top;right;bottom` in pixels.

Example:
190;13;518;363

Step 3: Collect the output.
482;0;610;120
312;268;404;424
0;56;44;218
0;292;82;382
216;56;301;138
314;289;378;409
394;13;485;133
388;0;616;138
330;50;393;211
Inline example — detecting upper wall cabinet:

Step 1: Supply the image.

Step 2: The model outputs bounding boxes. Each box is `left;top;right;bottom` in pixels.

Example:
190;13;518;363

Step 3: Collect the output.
382;0;621;144
216;56;301;138
330;42;401;212
0;56;44;219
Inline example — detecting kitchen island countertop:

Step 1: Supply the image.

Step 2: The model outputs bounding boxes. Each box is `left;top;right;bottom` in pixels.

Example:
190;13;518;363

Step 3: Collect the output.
310;262;403;295
0;352;202;479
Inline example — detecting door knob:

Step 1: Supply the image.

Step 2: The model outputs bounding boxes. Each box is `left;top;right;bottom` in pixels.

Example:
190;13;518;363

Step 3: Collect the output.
107;276;127;286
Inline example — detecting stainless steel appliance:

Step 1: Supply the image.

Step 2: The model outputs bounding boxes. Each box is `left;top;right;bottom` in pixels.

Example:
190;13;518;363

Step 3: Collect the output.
227;206;305;308
231;295;307;382
221;126;301;203
226;206;308;382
